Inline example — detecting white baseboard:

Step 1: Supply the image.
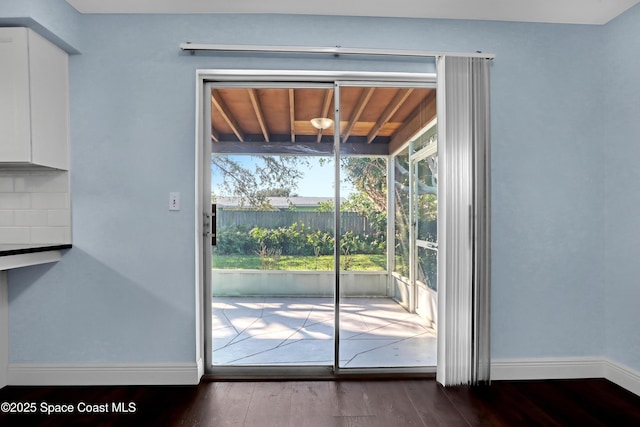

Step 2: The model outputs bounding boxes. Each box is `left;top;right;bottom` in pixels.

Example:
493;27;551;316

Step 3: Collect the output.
491;357;640;396
5;358;639;397
196;357;204;378
7;362;201;386
603;359;640;396
491;357;605;381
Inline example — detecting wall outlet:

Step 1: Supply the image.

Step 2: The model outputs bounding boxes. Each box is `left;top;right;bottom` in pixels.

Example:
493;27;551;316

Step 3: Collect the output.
169;192;180;211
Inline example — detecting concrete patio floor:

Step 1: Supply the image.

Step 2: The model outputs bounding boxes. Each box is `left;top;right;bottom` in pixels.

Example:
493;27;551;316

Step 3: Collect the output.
211;297;437;367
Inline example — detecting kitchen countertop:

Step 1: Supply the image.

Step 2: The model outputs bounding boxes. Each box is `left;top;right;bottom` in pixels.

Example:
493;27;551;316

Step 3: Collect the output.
0;244;72;257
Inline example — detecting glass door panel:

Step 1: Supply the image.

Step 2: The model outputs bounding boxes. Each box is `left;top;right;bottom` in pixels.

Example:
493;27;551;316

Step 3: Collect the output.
209;86;335;366
338;85;436;368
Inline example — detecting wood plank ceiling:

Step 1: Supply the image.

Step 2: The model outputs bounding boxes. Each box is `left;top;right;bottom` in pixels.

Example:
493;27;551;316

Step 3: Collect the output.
211;86;436;155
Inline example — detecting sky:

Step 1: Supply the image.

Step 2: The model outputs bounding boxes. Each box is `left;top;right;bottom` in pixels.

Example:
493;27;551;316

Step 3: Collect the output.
211;155;355;198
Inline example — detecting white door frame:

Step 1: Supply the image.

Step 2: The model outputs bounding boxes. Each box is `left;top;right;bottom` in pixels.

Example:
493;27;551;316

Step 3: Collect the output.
195;69;436;377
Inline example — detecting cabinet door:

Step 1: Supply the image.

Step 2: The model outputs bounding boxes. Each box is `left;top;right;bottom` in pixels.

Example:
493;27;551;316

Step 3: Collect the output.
0;28;31;162
28;30;69;170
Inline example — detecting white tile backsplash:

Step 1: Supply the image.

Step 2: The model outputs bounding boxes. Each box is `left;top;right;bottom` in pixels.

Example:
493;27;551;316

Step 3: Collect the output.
0;227;30;244
0;170;70;245
47;210;71;227
31;227;66;244
14;210;48;226
0;211;13;226
31;193;68;210
48;173;70;192
14;175;53;193
0;177;13;192
0;193;31;210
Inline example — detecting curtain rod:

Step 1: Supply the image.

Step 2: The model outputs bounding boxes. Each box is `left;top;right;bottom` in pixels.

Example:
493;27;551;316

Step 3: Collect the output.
179;43;495;59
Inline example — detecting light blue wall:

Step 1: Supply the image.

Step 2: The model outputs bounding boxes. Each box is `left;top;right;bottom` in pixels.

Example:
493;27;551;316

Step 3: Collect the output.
604;3;640;371
0;0;80;52
4;3;612;366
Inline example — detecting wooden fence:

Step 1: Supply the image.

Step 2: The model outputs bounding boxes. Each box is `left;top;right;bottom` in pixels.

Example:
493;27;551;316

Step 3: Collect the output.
217;210;376;234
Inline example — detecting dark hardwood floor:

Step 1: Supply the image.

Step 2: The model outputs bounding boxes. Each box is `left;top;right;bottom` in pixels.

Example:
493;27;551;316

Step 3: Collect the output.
1;378;639;426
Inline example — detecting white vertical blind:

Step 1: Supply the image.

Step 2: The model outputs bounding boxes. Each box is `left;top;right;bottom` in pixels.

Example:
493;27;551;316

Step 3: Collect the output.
436;56;491;386
472;57;492;386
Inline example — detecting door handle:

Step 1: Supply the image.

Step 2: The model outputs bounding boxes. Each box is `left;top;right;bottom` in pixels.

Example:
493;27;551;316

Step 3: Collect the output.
210;204;216;246
205;204;216;246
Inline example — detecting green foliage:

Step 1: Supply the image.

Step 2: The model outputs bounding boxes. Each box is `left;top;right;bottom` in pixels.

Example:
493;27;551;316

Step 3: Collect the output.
316;192;387;234
250;222;314;256
212;254;387;271
214;222;384;258
342;193;387;243
256;244;282;270
418;248;438;291
315;200;335;212
214;225;257;255
341;157;388;212
341;231;385;255
306;229;334;256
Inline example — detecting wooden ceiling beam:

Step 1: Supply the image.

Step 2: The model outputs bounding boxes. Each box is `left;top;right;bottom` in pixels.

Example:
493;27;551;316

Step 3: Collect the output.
248;89;270;142
342;87;375;143
317;88;334;142
388;91;437;154
211;140;389;156
211;90;245;142
367;88;413;144
210;124;220;142
289;89;296;143
210;107;220;142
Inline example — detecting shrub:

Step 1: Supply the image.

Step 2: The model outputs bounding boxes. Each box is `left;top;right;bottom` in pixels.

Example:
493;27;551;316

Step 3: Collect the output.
215;223;385;257
341;231;385;255
250;223;311;256
214;225;256;255
306;229;334;256
281;222;312;255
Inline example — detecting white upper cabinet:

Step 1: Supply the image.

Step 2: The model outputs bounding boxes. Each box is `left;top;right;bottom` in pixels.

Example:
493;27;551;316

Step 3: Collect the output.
0;28;69;170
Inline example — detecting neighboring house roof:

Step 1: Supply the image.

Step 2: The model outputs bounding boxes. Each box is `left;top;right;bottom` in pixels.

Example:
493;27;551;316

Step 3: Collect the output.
215;196;344;209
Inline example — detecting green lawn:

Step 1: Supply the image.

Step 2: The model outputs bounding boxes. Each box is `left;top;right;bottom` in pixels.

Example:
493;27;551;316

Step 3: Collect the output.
212;254;386;271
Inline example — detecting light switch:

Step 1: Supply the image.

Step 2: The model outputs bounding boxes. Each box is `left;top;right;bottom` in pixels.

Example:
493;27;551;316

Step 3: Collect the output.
169;192;180;211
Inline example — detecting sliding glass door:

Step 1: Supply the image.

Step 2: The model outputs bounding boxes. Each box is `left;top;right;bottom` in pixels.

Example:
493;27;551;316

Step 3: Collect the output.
202;75;438;373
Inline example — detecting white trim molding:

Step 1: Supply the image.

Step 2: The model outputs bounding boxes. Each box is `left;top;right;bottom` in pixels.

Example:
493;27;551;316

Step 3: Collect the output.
4;358;640;395
196;357;204;379
492;357;640;396
604;359;640;397
7;362;201;386
492;357;605;380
